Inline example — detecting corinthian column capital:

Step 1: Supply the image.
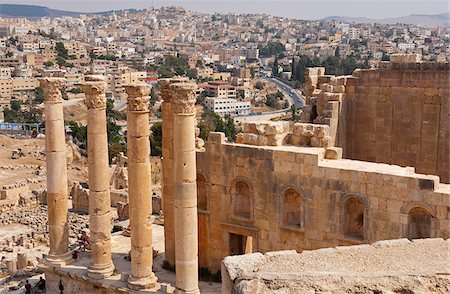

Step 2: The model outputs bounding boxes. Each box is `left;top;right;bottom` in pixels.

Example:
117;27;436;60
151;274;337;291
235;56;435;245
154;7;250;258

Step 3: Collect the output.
38;77;65;103
81;77;107;110
158;77;189;103
124;84;150;112
170;83;197;115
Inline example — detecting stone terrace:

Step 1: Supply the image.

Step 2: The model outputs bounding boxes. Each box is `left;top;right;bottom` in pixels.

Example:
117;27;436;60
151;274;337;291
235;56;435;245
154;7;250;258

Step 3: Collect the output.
222;238;450;294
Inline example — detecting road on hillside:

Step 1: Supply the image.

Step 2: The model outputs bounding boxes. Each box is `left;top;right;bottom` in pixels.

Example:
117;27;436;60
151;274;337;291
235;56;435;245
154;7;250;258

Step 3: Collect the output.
263;77;304;109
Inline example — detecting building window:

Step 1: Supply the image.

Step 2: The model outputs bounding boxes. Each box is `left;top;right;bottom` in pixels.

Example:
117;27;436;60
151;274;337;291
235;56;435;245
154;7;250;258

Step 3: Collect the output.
282;188;303;228
233;181;252;219
342;195;365;240
197;173;208;211
407;207;431;239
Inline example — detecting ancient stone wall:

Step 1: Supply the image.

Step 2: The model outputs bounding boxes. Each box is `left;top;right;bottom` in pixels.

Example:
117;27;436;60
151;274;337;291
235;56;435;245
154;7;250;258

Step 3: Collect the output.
194;132;450;272
221;238;450;294
342;62;449;183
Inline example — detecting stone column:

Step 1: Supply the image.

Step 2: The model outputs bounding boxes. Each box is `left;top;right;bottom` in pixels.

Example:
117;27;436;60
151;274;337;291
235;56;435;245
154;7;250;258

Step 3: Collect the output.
124;84;158;290
171;83;200;294
81;76;114;279
160;78;188;267
39;78;72;266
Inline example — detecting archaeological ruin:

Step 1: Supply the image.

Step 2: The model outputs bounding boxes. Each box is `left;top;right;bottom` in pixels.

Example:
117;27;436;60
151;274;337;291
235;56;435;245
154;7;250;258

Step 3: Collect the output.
0;56;448;294
161;56;450;276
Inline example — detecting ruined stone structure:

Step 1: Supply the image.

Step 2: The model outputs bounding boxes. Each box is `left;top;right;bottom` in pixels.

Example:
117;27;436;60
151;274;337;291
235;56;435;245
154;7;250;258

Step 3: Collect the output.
302;55;450;183
162;58;450;274
124;84;158;290
222;238;450;294
39;77;202;293
81;76;115;279
39;78;73;266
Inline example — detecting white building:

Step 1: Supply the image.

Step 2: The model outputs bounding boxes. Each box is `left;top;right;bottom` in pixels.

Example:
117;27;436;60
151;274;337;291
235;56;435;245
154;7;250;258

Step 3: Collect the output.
349;27;360;40
398;43;416;51
205;97;251;117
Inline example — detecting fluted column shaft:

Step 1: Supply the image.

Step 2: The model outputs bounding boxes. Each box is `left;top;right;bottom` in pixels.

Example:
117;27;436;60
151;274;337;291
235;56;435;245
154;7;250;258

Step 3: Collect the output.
124;84;158;290
81;76;114;279
160;78;188;267
171;83;200;294
40;78;72;266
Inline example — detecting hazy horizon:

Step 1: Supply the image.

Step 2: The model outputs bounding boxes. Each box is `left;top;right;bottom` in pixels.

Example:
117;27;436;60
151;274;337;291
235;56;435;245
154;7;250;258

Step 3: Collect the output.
0;0;449;20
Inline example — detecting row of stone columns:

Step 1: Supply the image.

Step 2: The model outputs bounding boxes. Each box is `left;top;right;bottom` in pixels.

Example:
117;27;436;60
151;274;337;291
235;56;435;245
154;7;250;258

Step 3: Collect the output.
41;76;200;293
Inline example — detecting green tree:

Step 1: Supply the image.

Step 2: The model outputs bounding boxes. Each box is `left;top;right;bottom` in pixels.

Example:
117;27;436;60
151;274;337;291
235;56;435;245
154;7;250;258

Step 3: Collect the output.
150;122;162;156
55;42;69;59
272;58;279;76
149;87;159;107
250;66;255;79
34;87;44;104
5;52;13;58
11;100;21;111
44;60;54;67
198;110;236;142
3;107;18;122
68;121;87;148
259;42;285;57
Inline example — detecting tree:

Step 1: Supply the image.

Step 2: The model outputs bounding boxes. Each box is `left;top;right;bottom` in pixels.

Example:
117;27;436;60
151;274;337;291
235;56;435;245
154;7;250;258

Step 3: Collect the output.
272;58;279;76
44;60;54;67
198;110;236;142
149;87;159;107
11;100;21;111
5;52;13;58
250;66;255;79
55;42;69;59
150;122;162;156
34;87;44;104
259;42;285;57
68;121;87;148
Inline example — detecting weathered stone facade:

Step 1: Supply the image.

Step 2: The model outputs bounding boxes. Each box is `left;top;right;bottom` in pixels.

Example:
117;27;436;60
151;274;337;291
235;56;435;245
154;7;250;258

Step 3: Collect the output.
301;59;450;184
191;132;449;271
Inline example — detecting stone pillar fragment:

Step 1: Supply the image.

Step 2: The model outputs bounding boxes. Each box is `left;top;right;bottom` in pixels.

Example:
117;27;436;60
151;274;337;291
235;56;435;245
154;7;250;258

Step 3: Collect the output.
39;78;72;266
171;83;200;294
159;77;188;267
124;84;158;290
81;76;114;279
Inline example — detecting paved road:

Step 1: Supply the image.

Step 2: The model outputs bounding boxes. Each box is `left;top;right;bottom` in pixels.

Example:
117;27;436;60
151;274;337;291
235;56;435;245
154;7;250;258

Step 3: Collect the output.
264;77;304;109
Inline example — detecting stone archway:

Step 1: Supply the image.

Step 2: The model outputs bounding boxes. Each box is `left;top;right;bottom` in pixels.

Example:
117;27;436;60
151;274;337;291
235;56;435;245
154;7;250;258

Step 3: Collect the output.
282;188;302;228
407;207;431;239
233;181;252;219
343;196;365;240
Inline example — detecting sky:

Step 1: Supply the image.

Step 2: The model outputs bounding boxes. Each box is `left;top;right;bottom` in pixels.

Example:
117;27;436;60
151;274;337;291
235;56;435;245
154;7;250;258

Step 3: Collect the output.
0;0;449;20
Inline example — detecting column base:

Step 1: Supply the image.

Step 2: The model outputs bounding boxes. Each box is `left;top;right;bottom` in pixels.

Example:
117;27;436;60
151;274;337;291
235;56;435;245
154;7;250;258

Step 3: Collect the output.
128;273;158;290
45;251;73;267
175;288;200;294
87;262;115;280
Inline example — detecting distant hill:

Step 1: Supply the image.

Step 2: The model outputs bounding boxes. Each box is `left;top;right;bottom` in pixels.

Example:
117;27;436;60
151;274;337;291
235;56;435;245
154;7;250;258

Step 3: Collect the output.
324;13;450;27
0;4;83;18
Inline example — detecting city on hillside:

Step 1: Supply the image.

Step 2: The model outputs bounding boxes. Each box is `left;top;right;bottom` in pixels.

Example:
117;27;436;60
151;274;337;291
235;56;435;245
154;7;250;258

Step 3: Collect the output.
0;3;449;294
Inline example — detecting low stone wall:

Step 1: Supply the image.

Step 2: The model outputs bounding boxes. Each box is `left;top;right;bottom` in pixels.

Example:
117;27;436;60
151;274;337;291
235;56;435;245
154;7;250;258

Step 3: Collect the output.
222;238;450;294
236;121;290;146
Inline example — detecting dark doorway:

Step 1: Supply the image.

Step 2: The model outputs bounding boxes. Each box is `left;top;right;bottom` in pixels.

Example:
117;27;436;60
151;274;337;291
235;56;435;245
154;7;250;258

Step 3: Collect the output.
229;233;245;256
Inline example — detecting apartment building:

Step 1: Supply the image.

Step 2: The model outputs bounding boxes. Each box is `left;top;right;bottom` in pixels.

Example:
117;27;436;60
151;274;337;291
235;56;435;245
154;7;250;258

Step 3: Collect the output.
204;97;251;117
201;81;237;99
